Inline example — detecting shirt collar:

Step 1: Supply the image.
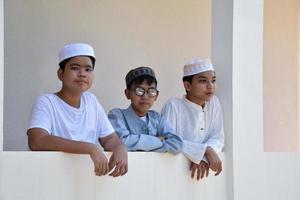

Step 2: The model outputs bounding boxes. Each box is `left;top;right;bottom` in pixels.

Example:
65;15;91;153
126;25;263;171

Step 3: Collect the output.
182;95;205;112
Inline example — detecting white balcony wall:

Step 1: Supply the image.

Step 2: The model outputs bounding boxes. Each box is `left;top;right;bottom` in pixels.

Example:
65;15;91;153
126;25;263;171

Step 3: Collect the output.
0;152;228;200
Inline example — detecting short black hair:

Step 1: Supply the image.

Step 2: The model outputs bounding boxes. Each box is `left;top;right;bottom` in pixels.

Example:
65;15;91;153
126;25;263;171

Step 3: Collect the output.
59;56;96;71
127;75;157;89
182;75;194;83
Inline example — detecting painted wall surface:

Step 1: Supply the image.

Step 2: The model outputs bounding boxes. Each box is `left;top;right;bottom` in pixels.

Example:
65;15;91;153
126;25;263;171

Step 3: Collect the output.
3;0;211;150
0;152;229;200
0;0;3;150
263;0;300;151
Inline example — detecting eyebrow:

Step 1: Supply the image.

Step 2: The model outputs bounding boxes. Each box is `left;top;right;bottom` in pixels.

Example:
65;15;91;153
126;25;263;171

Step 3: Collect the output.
197;76;216;79
69;63;93;68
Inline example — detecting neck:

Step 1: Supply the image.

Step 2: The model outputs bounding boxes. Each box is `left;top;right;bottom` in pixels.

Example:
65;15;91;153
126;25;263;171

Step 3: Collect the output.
131;105;147;117
186;94;205;107
56;90;82;108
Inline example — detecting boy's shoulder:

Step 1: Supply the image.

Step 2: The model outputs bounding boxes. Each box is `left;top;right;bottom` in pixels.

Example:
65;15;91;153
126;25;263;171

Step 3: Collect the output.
36;93;56;103
164;97;185;107
82;91;97;99
147;109;164;121
147;109;160;115
109;107;124;114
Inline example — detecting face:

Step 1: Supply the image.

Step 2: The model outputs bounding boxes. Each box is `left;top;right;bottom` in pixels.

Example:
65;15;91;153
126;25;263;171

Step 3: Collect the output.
58;56;94;94
125;80;159;117
184;70;216;105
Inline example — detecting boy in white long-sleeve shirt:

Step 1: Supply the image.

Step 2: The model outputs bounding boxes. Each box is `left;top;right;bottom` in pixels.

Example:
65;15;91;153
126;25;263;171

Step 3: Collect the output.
161;59;224;181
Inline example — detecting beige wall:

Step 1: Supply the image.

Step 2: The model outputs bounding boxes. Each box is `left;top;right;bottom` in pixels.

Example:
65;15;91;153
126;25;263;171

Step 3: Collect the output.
3;0;211;150
263;0;300;152
0;152;229;200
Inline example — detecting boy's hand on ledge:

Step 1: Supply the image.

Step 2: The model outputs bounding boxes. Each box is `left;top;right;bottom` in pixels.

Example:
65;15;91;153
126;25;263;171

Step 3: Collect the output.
108;145;128;177
89;145;110;176
158;136;165;141
190;161;209;181
205;146;222;176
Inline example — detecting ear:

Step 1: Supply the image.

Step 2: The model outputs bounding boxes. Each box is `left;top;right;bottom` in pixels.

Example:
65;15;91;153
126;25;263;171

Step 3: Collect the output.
183;81;191;92
154;91;159;101
57;69;64;81
124;89;130;99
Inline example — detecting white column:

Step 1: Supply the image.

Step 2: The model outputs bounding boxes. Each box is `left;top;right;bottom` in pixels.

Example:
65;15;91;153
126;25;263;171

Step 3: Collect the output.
298;13;300;151
0;0;3;151
211;1;234;200
212;0;265;199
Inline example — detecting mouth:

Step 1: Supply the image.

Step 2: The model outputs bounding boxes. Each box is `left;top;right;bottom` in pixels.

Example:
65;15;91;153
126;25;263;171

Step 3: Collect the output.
139;102;150;106
75;80;88;84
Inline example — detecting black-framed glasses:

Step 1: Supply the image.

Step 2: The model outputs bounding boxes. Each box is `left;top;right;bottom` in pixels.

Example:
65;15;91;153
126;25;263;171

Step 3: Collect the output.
133;87;158;97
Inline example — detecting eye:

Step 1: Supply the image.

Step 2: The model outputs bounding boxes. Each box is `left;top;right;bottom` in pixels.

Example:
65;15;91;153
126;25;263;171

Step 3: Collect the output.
85;68;94;72
134;87;145;96
70;66;78;70
147;88;158;97
212;79;216;83
198;79;207;83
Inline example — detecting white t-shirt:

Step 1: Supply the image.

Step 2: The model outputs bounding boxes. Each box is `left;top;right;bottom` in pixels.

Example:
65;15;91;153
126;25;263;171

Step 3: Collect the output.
28;91;114;145
161;95;224;164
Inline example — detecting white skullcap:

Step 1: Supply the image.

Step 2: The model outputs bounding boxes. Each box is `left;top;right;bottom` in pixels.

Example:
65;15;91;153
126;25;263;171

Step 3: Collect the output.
58;43;95;64
183;59;214;77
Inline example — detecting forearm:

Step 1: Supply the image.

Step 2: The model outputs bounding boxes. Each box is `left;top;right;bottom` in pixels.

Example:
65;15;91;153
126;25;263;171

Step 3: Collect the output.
160;136;183;154
118;134;163;151
28;129;97;155
99;133;126;152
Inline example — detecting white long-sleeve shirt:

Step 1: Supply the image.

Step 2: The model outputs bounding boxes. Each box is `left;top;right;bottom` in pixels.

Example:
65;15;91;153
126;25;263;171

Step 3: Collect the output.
161;95;224;164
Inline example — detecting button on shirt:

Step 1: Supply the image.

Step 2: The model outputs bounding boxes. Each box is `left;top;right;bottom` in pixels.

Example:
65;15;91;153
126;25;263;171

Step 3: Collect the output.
161;95;224;164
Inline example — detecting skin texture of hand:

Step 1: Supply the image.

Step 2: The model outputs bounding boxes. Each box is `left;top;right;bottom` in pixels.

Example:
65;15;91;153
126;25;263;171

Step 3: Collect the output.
108;145;128;177
190;161;209;181
89;145;110;176
205;146;222;176
99;133;128;177
28;129;128;177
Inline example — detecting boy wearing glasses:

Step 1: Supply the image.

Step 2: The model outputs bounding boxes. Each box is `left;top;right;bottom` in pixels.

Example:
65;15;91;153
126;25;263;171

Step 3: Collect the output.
108;67;183;154
162;59;224;181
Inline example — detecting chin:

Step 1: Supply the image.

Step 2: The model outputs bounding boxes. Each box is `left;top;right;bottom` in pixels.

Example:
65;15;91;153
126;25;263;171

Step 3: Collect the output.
205;96;214;101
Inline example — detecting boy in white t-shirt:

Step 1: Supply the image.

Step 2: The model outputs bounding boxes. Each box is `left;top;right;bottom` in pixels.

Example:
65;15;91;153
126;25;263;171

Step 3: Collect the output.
162;59;224;181
27;43;128;177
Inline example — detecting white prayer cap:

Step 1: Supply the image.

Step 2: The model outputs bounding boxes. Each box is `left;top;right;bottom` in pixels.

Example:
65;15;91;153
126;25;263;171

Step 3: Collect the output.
183;59;214;77
58;43;95;64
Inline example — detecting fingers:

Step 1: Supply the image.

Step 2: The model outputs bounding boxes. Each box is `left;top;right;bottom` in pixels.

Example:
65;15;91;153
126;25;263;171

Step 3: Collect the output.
199;165;205;180
94;162;109;176
205;165;209;177
109;162;127;177
196;166;201;180
190;163;197;179
109;155;116;172
214;162;222;176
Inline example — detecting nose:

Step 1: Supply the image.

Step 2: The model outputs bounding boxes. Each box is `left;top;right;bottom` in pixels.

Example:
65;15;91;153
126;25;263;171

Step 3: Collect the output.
207;81;214;89
140;93;149;99
78;68;86;77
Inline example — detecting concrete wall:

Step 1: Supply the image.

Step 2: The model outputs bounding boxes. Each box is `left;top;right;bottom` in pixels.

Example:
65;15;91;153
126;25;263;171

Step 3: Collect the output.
0;152;228;200
263;0;300;152
3;0;211;150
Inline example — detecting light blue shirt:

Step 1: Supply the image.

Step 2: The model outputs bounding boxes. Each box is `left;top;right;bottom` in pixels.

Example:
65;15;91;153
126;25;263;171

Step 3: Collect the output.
108;105;183;154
